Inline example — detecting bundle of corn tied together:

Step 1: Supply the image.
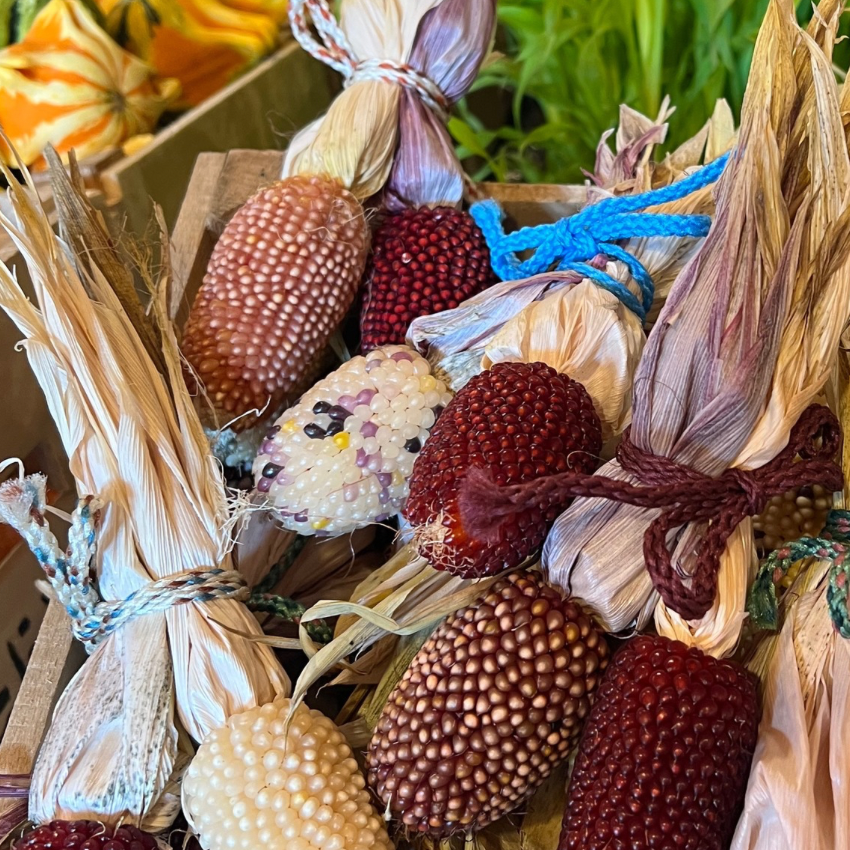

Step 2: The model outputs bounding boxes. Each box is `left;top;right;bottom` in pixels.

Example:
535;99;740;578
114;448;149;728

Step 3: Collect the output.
181;0;465;433
0;151;285;829
525;0;850;659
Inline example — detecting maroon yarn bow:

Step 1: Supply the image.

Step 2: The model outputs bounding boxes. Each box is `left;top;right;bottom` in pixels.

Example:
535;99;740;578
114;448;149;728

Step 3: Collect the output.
459;404;843;620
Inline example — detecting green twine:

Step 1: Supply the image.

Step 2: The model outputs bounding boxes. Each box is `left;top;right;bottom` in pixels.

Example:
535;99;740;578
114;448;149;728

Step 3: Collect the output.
247;592;333;644
254;535;308;595
747;509;850;637
247;536;332;644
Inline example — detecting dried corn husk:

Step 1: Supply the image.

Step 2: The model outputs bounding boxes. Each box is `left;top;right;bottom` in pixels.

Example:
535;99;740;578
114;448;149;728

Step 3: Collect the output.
285;544;500;713
0;153;286;826
282;0;446;196
544;0;850;657
731;264;850;849
384;0;496;209
407;102;733;442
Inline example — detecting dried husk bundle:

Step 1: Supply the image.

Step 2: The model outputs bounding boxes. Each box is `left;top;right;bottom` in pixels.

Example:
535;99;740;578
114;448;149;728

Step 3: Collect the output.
180;0;488;429
0;153;286;828
730;330;850;849
407;100;735;444
544;0;850;658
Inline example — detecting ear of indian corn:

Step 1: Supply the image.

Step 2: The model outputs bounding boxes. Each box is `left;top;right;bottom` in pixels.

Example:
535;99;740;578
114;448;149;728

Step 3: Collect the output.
360;206;497;351
253;345;453;535
182;175;369;430
183;698;394;850
559;634;759;850
367;571;609;837
403;361;602;577
13;822;159;850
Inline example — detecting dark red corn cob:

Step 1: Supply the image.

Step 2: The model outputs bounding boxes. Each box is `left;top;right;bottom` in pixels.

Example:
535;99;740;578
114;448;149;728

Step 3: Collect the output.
182;175;369;430
367;572;609;837
14;821;158;850
360;207;497;351
560;635;759;850
403;361;602;577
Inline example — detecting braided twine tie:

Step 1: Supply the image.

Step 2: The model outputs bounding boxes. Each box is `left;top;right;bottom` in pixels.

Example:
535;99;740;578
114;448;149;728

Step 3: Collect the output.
0;473;330;649
748;509;850;637
288;0;450;118
459;404;843;622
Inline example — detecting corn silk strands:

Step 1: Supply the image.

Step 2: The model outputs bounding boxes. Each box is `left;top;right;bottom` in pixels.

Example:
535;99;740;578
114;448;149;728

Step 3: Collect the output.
535;0;850;658
408;101;735;444
0;151;287;828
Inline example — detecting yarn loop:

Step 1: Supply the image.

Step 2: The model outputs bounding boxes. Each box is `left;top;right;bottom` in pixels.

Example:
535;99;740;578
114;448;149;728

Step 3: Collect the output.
471;152;730;321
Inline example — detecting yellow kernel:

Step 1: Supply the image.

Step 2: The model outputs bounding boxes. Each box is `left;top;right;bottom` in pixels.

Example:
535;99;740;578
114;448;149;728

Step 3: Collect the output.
392;470;405;486
311;518;330;530
332;432;350;449
281;419;297;434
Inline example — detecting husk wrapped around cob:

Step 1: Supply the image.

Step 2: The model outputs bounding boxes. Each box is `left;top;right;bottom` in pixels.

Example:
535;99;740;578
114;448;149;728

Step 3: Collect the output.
359;0;498;351
731;334;850;849
0;152;286;828
543;0;850;658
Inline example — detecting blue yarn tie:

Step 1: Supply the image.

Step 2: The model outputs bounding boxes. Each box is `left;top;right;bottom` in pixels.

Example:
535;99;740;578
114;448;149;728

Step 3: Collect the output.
471;152;730;322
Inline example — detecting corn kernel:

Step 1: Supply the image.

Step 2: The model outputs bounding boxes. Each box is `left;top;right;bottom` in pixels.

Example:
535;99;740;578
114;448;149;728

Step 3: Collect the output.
311;518;330;530
392;470;405;487
332;432;350;449
282;419;297;434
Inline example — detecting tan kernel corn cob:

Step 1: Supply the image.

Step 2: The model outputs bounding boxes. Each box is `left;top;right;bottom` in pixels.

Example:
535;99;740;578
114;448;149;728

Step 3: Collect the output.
367;571;608;837
182;175;369;430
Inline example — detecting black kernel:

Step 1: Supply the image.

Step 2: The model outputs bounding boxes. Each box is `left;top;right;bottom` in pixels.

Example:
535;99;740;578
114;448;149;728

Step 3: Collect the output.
304;423;326;439
328;404;352;421
326;420;344;437
404;437;422;453
433;405;445;418
312;400;332;414
261;463;281;478
265;424;281;439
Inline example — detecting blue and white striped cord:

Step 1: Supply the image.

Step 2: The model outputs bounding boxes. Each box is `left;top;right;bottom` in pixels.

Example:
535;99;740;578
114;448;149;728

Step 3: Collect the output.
470;152;730;322
0;472;247;652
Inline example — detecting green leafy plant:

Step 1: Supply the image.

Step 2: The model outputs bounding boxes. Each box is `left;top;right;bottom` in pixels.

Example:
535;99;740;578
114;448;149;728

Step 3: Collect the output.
456;0;829;183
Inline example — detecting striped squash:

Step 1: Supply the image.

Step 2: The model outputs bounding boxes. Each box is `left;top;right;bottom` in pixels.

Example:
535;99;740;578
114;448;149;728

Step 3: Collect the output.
98;0;279;108
0;0;178;167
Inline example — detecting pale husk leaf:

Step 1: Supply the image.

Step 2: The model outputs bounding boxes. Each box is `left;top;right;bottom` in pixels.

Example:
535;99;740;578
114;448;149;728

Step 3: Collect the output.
282;0;444;198
0;161;286;825
408;105;726;441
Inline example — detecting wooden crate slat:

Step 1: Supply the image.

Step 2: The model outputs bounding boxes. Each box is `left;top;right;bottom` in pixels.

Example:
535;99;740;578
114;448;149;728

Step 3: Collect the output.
99;39;335;237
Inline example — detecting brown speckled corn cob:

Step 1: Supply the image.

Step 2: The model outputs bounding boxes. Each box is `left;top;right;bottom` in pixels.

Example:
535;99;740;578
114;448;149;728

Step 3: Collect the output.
182;175;369;430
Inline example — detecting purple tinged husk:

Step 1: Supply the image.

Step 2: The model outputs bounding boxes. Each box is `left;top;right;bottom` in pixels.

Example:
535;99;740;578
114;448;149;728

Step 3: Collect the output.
385;0;496;210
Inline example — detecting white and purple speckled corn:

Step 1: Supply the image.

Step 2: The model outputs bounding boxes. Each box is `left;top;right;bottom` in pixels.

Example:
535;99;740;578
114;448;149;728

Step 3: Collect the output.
253;345;452;535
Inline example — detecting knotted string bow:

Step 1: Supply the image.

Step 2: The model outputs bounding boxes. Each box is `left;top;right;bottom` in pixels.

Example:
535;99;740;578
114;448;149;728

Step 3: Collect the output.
459;404;843;621
471;152;730;322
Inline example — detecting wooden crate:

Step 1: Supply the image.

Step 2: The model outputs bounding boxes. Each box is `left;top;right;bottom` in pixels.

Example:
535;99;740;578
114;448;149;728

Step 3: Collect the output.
0;151;588;824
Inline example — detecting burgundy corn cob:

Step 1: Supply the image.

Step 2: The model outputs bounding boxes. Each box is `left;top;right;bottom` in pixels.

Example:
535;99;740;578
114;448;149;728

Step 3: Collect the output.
14;821;158;850
182;175;369;430
367;571;609;837
560;635;759;850
403;361;602;577
360;207;497;351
